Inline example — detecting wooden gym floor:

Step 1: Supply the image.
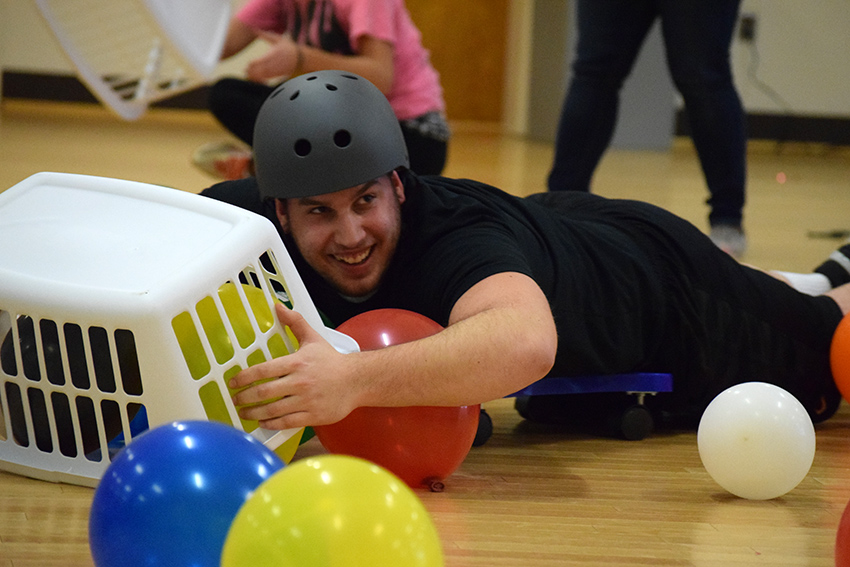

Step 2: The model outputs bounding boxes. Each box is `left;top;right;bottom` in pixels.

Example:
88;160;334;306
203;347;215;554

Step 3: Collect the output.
1;100;850;566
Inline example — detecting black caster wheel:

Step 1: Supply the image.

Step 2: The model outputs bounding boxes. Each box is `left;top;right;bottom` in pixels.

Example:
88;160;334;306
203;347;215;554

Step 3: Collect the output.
513;395;565;423
473;408;493;447
618;404;654;440
514;395;531;420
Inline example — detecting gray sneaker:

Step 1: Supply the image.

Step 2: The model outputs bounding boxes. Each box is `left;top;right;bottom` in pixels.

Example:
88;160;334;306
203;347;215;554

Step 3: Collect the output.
710;224;747;259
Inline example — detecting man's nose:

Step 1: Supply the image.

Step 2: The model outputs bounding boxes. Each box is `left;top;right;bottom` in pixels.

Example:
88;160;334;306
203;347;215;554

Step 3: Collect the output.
334;211;366;245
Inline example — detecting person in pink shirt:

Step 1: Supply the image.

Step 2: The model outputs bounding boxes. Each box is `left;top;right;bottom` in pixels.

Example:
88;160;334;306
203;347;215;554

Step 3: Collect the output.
196;0;450;179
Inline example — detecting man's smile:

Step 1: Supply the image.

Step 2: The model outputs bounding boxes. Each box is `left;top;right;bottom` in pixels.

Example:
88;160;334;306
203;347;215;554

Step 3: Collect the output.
333;246;373;265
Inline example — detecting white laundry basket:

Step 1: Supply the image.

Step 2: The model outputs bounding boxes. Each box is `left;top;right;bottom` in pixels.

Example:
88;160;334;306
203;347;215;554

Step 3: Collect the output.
0;172;357;486
33;0;230;119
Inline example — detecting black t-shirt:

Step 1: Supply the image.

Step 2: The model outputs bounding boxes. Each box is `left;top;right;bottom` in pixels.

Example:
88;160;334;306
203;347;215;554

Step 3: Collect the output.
289;171;668;377
205;173;840;421
285;171;842;420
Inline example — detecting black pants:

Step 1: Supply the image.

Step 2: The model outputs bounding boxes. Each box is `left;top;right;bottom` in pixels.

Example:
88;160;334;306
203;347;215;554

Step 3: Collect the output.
526;191;842;427
547;0;746;227
208;77;448;175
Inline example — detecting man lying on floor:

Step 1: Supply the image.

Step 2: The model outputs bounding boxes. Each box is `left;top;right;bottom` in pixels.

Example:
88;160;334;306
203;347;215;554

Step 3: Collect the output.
202;70;850;433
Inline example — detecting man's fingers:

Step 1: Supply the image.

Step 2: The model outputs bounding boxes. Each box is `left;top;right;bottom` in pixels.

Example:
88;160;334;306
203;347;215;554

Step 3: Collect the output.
275;303;322;346
230;373;286;406
237;395;311;429
228;357;280;389
226;306;308;390
227;305;341;429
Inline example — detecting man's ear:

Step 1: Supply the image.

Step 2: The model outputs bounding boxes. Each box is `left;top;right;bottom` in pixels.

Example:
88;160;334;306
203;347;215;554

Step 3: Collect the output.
275;199;290;233
390;171;406;204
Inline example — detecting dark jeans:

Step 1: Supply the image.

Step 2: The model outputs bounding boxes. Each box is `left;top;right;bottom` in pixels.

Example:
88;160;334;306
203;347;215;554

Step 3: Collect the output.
547;0;746;227
208;77;448;176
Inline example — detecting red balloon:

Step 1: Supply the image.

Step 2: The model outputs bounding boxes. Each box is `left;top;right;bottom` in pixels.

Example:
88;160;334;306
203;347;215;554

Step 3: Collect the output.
313;309;480;491
837;497;850;566
830;314;850;403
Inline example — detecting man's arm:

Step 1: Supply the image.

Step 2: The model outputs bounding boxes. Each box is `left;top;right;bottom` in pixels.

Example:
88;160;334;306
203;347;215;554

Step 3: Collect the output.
229;272;558;429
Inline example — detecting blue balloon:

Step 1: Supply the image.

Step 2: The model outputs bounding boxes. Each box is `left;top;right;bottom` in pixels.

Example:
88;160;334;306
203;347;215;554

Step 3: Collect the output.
89;421;284;567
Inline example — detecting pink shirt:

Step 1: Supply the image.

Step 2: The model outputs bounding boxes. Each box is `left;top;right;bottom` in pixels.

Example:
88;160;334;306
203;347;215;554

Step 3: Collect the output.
237;0;445;120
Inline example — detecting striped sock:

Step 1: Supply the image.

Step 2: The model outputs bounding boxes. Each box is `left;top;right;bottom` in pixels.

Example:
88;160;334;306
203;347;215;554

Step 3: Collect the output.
815;243;850;288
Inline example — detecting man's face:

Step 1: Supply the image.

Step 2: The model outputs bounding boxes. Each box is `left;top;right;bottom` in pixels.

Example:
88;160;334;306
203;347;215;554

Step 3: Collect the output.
276;172;406;298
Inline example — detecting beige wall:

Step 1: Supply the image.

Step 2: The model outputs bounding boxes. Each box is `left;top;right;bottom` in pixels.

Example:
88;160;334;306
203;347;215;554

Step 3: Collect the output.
2;0;849;132
733;0;850;117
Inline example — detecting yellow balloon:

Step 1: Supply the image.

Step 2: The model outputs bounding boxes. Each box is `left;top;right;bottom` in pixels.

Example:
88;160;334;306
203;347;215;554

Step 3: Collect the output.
174;282;282;378
221;455;445;567
172;282;305;462
223;282;275;344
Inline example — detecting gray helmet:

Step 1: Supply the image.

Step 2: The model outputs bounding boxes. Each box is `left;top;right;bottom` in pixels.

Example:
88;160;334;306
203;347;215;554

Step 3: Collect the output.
253;70;410;200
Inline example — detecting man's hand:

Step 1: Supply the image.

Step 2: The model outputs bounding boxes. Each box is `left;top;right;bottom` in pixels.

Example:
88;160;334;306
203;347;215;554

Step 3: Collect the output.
229;304;359;429
231;273;557;431
245;32;300;82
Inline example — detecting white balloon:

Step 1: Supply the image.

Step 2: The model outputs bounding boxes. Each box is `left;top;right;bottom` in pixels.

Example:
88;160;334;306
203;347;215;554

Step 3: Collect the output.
697;382;815;500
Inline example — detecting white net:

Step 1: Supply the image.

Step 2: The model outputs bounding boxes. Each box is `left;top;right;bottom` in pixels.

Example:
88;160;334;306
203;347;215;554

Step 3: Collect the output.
34;0;230;119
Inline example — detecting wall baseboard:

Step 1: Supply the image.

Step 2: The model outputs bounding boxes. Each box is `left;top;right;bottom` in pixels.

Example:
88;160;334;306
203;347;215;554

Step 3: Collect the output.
3;71;849;145
675;110;850;146
1;70;210;110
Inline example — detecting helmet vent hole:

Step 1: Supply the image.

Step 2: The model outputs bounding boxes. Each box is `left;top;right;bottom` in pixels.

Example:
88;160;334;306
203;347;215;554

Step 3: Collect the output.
294;139;312;157
334;130;352;148
325;84;338;92
289;90;300;101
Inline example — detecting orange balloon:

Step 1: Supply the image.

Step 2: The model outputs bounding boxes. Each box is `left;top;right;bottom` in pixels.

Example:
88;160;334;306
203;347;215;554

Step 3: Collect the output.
837;497;850;566
313;309;479;491
830;313;850;403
